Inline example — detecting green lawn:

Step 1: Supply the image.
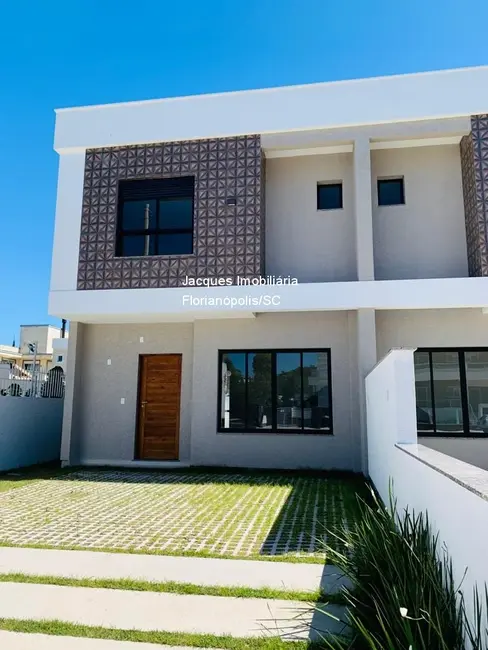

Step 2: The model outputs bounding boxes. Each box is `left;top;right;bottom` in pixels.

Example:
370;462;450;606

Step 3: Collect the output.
0;466;366;561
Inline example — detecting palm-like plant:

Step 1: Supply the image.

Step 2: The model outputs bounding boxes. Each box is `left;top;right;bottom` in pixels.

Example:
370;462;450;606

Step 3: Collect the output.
314;487;488;649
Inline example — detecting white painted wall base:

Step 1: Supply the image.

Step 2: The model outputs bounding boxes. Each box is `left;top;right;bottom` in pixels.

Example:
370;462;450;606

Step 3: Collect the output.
77;460;191;470
366;349;488;628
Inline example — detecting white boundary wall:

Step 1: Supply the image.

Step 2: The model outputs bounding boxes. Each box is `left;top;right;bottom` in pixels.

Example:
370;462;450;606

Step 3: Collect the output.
366;348;488;625
0;398;64;471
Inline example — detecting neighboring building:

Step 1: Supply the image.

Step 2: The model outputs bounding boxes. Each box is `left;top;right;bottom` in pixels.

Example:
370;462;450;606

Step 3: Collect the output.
0;324;68;375
19;324;62;373
0;345;21;367
52;337;68;373
49;66;488;471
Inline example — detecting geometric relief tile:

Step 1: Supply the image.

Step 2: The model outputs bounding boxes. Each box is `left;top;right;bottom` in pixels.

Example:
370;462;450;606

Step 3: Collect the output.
461;117;488;277
77;135;265;289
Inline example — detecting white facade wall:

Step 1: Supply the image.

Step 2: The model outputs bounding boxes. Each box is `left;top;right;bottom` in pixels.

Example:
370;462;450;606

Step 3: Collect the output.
49;67;488;473
265;154;356;282
371;145;468;280
191;312;361;470
376;308;488;471
50;152;85;293
376;308;488;355
74;323;194;464
64;312;362;471
366;349;488;628
420;438;488;472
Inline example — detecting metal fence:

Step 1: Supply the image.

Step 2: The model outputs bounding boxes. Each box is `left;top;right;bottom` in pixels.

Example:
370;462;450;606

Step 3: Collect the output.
0;367;65;399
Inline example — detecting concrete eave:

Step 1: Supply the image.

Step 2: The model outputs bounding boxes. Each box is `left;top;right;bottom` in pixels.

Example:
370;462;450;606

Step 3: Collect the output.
49;277;488;324
54;66;488;152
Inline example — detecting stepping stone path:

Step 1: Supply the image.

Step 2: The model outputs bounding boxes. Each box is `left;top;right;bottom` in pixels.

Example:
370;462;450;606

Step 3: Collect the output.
0;547;348;647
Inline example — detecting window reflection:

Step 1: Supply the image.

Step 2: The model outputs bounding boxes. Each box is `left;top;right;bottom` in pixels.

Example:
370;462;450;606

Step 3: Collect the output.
220;353;246;429
219;350;332;433
122;200;157;230
303;352;330;431
465;351;488;434
247;353;272;430
276;352;301;430
431;352;463;434
414;351;433;433
159;198;193;230
414;349;488;437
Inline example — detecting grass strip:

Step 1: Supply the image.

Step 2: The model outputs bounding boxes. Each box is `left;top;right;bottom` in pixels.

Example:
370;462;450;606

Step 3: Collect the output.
0;541;325;564
0;573;348;603
0;618;318;650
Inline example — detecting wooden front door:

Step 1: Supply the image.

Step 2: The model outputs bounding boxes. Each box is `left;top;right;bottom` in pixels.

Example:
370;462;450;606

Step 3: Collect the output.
137;354;181;460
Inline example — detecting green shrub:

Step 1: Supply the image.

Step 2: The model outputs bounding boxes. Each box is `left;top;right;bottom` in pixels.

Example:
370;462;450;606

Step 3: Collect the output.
315;488;487;649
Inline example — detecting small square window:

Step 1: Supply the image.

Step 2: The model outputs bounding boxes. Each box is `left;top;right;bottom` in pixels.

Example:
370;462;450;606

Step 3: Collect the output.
378;178;405;206
57;355;63;363
317;183;343;210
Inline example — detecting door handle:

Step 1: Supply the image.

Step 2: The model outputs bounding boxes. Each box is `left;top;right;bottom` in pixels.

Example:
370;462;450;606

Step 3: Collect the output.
141;401;148;407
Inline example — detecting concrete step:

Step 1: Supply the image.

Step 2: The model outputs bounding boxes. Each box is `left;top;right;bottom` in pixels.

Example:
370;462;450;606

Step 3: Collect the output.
0;547;347;593
0;631;218;649
0;582;346;640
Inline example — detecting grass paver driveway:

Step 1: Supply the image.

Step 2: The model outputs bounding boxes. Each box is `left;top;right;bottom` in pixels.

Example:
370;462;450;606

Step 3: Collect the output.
0;468;366;561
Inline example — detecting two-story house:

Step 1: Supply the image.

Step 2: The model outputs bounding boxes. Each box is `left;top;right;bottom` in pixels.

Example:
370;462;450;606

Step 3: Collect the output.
50;66;488;472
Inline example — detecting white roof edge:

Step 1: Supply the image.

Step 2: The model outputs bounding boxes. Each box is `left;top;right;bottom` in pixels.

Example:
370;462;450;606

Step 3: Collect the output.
54;66;488;152
54;65;488;114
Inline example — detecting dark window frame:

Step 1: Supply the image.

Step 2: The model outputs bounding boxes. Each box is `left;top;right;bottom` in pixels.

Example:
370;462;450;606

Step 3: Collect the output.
317;182;343;211
217;348;333;435
116;177;195;258
416;347;488;439
377;177;405;206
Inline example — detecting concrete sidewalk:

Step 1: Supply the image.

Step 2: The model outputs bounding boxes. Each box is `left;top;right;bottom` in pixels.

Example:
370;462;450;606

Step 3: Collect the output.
0;582;344;640
0;633;218;650
0;547;345;593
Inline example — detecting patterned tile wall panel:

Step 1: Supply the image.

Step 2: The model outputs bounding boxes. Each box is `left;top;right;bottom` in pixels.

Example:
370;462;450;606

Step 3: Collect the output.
260;153;266;273
460;116;488;276
77;135;265;290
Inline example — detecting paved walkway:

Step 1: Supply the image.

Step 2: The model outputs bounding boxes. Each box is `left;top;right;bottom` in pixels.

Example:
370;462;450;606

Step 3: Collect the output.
0;547;347;592
0;469;361;559
0;633;219;650
0;582;344;640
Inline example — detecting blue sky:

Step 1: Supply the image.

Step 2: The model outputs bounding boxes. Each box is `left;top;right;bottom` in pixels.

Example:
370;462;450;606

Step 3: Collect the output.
0;0;487;343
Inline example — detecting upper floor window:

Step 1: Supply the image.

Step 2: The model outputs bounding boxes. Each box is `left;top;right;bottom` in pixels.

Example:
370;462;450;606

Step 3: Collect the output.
317;182;343;210
116;177;194;257
377;178;405;206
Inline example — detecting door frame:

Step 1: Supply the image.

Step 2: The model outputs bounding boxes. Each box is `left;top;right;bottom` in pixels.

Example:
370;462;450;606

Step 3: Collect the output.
135;354;182;460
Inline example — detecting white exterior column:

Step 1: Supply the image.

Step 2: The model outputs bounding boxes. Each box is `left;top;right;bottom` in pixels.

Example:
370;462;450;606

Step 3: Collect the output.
357;309;377;474
60;322;85;466
353;137;375;281
353;137;376;473
50;152;86;293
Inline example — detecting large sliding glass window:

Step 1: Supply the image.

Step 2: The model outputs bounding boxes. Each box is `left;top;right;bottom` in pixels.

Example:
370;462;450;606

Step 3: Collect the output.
414;349;488;437
219;350;332;433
